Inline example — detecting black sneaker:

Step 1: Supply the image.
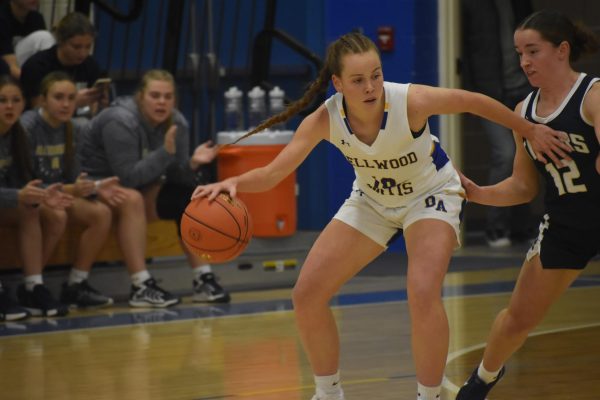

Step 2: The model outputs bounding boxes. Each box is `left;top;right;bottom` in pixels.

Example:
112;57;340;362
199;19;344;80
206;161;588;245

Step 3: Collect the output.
60;280;114;309
456;366;505;400
17;284;69;317
129;278;180;308
192;273;230;303
0;287;30;321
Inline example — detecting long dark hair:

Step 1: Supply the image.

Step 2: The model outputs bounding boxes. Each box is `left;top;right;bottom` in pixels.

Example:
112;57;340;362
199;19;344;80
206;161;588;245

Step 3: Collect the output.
39;71;76;180
518;10;599;62
53;11;96;44
232;32;380;144
0;75;33;183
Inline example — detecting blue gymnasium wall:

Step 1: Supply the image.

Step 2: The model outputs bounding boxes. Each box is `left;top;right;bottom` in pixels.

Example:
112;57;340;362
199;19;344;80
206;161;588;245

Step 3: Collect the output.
94;0;438;240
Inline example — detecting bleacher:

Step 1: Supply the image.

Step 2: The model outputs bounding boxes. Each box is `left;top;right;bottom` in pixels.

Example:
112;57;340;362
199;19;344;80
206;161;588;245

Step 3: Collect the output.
0;0;323;296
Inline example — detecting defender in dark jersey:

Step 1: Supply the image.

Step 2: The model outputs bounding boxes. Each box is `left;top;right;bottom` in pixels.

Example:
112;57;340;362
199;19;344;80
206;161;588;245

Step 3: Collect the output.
457;10;600;400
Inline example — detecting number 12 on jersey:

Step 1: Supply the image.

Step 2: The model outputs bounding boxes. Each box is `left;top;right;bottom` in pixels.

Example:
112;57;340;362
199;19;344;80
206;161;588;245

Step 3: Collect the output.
545;160;587;195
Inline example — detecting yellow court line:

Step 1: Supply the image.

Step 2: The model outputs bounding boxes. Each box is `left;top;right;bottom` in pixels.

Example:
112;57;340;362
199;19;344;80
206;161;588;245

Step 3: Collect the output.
442;321;600;394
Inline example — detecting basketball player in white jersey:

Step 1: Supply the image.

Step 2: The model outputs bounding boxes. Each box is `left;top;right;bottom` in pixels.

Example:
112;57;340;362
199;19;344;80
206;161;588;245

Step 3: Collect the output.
457;10;600;400
192;32;570;400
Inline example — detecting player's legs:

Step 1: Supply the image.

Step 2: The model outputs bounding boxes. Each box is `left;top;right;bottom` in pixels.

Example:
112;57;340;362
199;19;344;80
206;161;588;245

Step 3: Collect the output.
481;255;580;371
38;205;68;269
60;198;114;308
292;219;385;376
104;186;179;308
66;197;112;271
142;181;228;304
105;187;148;274
14;205;69;316
151;181;202;267
404;218;455;387
0;206;55;275
0;206;40;276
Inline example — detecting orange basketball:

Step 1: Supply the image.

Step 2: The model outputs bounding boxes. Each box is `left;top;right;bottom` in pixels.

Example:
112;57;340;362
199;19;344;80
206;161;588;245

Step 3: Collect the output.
180;194;252;263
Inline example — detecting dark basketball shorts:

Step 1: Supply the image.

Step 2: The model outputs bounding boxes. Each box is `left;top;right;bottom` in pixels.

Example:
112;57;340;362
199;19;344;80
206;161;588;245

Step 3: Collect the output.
526;213;600;269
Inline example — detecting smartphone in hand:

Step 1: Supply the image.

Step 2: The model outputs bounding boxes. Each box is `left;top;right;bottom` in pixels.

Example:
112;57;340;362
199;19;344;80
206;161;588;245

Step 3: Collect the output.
93;77;112;88
92;78;112;110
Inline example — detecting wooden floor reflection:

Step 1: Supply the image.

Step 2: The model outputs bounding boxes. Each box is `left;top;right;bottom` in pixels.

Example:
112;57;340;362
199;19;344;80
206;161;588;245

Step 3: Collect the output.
1;259;599;399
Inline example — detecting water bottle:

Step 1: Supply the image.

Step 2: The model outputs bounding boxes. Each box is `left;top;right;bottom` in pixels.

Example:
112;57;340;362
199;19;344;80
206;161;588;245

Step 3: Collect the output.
247;86;267;129
224;86;244;131
268;86;286;130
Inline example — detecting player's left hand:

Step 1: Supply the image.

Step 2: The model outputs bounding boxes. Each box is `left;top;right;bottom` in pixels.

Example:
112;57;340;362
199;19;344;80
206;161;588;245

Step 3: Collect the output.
96;177;128;207
527;124;573;165
190;140;219;169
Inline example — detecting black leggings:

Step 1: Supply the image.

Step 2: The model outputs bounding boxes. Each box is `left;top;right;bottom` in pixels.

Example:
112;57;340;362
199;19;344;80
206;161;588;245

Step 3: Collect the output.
156;182;195;237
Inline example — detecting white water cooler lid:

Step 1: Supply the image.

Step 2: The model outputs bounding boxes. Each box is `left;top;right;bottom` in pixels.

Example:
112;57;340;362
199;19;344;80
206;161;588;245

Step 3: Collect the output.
217;130;294;146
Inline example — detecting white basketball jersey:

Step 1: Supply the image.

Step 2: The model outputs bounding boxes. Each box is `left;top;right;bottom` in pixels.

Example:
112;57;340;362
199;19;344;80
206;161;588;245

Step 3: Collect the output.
325;81;458;208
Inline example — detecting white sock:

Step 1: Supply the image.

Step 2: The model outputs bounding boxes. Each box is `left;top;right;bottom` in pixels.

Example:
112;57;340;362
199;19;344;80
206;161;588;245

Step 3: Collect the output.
25;274;43;291
68;268;89;285
193;265;212;279
314;371;342;396
477;361;503;384
131;270;152;287
417;382;441;400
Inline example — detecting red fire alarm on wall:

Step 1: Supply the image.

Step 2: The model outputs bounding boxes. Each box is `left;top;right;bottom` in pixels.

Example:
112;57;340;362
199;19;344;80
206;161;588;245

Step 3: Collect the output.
377;26;394;52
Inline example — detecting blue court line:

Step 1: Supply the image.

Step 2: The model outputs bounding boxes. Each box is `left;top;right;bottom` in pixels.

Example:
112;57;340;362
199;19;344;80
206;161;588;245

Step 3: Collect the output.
1;277;599;338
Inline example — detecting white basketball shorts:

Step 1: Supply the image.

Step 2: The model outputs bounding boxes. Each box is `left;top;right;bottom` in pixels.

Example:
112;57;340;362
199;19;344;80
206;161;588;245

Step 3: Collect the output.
333;172;465;248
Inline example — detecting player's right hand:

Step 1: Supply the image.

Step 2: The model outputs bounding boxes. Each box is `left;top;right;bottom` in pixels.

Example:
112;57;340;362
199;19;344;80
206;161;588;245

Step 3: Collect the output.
192;178;238;202
44;183;74;209
164;125;177;154
18;179;47;206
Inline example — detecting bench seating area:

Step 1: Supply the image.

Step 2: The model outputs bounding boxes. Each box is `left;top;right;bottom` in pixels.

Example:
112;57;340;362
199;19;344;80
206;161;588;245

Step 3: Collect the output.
0;220;183;270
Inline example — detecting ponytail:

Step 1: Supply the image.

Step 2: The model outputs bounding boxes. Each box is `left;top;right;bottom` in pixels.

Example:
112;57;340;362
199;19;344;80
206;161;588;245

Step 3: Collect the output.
231;31;379;145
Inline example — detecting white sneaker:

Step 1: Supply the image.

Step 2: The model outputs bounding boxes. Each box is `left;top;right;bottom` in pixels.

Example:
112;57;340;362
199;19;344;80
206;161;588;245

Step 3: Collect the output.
311;391;345;400
485;229;511;248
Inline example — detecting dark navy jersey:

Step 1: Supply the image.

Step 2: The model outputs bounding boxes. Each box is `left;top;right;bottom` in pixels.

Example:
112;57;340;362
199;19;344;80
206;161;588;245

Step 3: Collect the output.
522;73;600;228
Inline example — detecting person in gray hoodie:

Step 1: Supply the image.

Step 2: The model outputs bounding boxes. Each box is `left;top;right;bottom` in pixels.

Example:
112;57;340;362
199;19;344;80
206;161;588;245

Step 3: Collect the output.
0;74;72;319
80;69;230;304
22;71;128;311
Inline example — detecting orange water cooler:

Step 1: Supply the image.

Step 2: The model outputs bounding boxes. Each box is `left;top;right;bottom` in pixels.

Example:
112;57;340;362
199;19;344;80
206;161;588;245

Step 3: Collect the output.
217;130;296;237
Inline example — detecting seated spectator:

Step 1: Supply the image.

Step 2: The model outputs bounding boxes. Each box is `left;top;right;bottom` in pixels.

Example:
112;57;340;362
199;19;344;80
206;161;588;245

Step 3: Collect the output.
20;11;107;114
37;71;181;309
0;0;55;79
81;69;231;305
21;71;120;309
0;74;72;318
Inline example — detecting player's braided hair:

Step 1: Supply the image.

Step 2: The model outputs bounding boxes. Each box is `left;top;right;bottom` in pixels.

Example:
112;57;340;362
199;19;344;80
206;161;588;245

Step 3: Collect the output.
231;31;379;144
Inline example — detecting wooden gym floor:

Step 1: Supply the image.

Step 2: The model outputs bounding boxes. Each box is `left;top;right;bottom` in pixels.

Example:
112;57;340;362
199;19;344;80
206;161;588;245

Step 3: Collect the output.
1;244;599;400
